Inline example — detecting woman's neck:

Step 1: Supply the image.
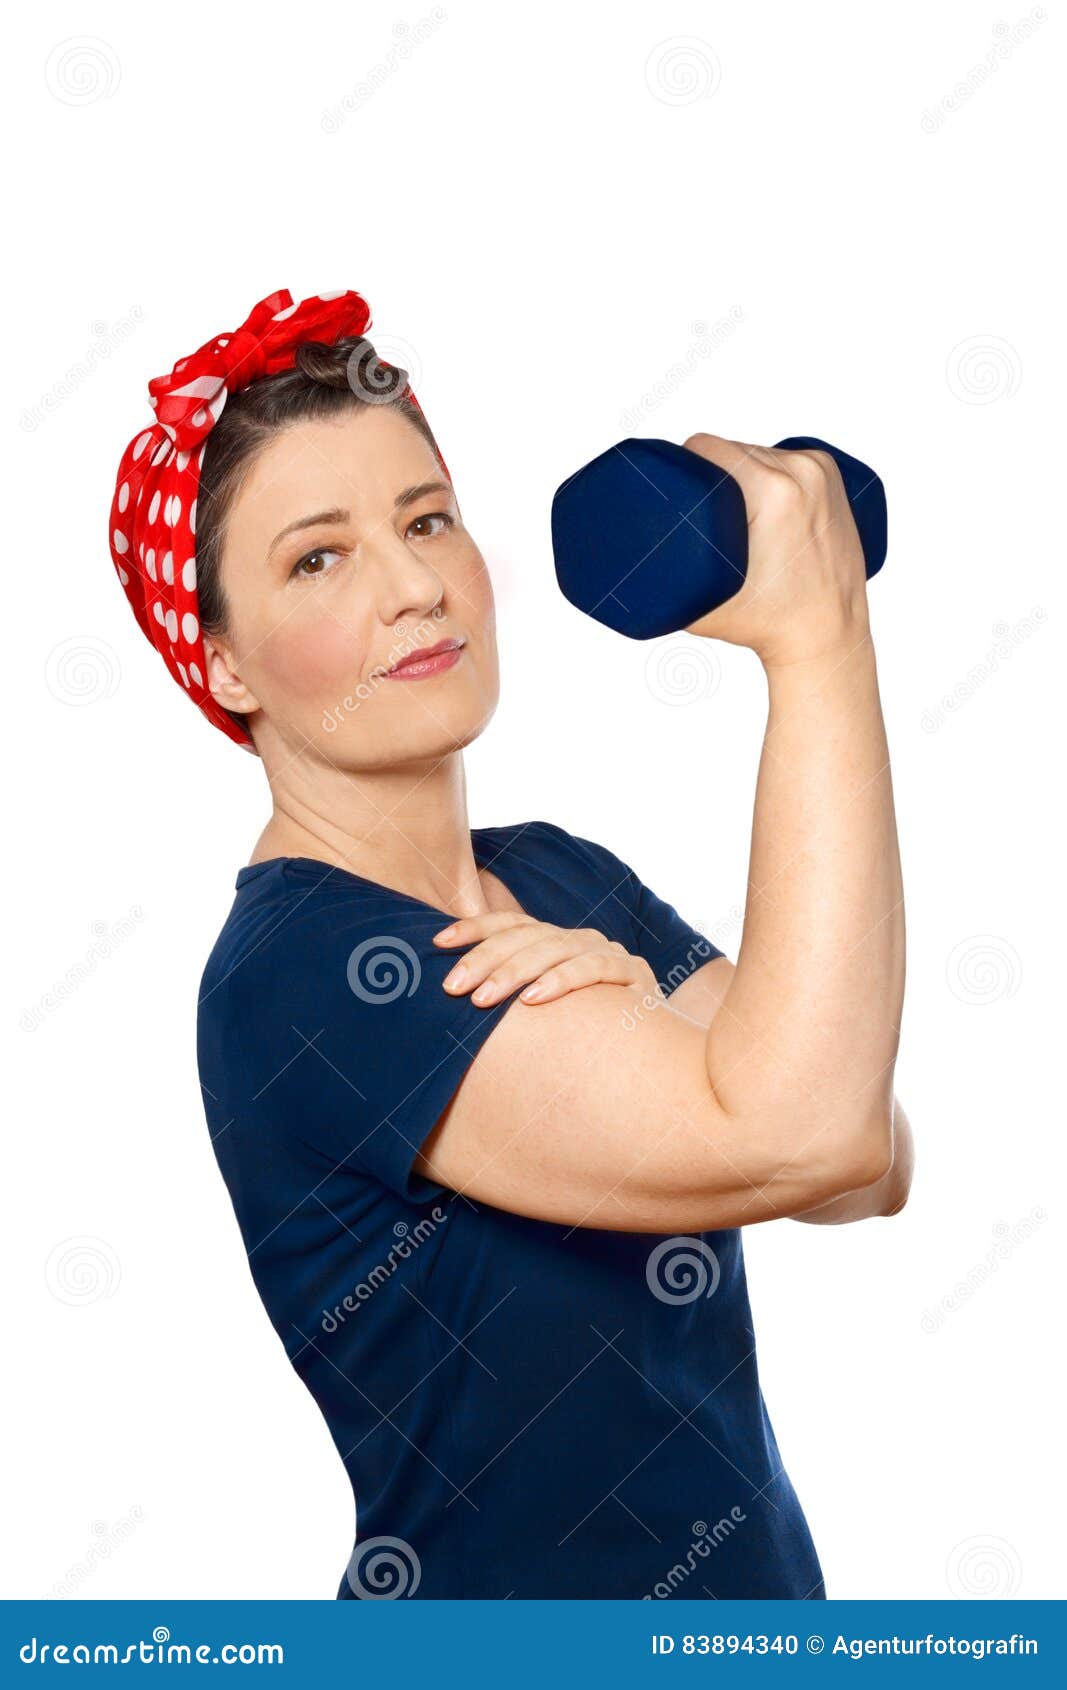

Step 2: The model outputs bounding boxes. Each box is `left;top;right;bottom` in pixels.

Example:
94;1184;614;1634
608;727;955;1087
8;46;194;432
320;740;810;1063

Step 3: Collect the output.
247;762;515;920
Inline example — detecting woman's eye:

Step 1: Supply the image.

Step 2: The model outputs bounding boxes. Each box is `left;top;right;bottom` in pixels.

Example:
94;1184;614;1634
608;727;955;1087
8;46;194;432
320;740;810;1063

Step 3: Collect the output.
290;548;343;581
407;511;454;540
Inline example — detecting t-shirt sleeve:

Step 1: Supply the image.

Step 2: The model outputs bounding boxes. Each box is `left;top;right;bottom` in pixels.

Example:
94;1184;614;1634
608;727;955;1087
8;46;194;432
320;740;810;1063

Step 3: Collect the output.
226;893;528;1206
560;828;728;995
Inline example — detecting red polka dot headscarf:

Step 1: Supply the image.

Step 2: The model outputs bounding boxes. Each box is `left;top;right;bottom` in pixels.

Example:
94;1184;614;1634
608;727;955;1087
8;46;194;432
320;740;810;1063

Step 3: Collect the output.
108;286;443;750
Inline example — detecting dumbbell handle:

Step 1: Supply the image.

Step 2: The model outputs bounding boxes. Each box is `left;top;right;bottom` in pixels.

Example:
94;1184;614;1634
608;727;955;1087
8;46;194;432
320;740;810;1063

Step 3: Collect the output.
551;435;887;640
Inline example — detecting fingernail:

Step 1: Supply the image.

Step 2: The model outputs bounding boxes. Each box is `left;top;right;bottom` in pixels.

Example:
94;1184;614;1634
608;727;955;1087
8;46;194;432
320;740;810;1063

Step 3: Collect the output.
521;983;547;1001
471;980;496;1003
444;966;468;991
435;925;457;941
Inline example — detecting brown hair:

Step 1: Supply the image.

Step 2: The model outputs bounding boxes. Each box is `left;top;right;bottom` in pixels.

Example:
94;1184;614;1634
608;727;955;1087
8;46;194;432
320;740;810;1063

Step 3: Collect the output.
196;336;444;737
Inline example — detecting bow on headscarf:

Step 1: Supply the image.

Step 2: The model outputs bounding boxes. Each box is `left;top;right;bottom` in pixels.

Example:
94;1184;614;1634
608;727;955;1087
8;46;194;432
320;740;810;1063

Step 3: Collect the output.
108;287;443;749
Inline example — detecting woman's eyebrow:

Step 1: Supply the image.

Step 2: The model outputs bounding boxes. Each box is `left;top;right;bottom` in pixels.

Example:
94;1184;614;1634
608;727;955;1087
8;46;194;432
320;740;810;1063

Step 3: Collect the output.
267;482;453;559
267;507;349;559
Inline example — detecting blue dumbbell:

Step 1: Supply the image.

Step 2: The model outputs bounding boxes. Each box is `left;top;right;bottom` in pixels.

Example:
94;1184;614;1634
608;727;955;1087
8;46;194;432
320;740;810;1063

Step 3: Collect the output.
550;435;887;639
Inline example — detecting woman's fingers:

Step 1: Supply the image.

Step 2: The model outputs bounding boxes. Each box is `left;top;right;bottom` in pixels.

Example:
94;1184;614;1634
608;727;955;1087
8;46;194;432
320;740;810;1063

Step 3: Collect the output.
444;932;635;1006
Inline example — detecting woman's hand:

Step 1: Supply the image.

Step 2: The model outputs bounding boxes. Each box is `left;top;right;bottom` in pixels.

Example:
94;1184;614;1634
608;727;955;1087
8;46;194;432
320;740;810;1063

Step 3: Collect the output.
432;911;661;1007
679;433;872;668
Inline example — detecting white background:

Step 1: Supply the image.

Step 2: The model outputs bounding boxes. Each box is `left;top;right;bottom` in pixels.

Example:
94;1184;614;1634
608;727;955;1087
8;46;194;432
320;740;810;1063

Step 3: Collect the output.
4;0;1063;1602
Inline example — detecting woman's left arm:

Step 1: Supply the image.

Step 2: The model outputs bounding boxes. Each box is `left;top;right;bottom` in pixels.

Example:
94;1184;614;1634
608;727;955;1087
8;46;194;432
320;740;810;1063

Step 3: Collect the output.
669;957;914;1223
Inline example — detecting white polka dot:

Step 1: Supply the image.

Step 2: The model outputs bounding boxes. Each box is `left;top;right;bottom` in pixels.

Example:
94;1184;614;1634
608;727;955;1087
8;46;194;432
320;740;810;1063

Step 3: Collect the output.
181;612;199;643
166;495;182;528
317;289;346;300
117;564;129;586
165;609;179;642
112;529;129;555
148;490;161;524
189;661;203;687
151;438;170;467
188;499;197;536
153;602;165;626
118;482;130;513
162;551;174;585
176;451;190;471
177;662;190;688
145;548;156;580
191;407;207;428
272;302;298;321
217;336;230;347
181;557;197;591
132;431;153;460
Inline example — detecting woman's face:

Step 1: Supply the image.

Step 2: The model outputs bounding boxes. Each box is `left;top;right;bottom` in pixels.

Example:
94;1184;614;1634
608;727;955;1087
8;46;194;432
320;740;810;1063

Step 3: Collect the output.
207;404;499;765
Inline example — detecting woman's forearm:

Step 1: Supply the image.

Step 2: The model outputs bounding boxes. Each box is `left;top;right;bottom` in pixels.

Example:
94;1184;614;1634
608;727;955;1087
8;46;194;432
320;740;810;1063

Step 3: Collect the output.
704;627;905;1179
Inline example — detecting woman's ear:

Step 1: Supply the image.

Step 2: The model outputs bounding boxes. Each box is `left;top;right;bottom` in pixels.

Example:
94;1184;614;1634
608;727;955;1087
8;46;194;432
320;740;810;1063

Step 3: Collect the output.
201;631;261;723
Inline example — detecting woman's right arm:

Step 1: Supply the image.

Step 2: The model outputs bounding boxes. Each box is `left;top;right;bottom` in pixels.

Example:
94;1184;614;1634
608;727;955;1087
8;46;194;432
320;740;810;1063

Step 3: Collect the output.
415;435;906;1233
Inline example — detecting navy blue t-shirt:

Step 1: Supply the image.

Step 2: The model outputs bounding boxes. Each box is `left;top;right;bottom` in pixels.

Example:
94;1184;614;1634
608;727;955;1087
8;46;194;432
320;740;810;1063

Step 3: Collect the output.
196;818;826;1600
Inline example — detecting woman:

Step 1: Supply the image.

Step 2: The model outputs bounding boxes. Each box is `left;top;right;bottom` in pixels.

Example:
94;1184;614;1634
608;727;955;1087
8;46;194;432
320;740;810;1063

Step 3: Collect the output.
109;287;912;1601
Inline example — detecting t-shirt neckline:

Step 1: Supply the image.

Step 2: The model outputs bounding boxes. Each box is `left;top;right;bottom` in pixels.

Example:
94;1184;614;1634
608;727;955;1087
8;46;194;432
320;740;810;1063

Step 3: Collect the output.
233;823;535;923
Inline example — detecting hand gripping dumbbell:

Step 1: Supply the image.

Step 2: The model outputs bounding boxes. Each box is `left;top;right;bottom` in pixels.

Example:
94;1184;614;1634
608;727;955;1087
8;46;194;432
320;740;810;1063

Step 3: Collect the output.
550;436;887;639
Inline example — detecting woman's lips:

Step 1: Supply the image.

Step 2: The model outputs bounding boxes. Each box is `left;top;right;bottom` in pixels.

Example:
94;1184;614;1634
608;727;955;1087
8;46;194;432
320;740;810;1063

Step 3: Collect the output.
382;639;465;680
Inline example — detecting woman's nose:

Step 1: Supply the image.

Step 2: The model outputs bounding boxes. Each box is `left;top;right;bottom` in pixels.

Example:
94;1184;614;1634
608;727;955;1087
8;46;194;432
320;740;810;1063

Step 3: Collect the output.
356;530;446;626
